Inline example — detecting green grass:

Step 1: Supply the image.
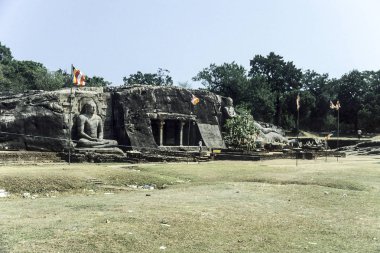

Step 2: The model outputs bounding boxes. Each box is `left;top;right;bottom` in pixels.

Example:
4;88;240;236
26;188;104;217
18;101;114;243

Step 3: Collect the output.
0;156;379;252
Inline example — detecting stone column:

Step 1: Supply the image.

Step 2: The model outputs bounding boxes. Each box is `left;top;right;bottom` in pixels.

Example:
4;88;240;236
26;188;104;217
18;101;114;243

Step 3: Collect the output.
159;120;165;146
179;121;185;146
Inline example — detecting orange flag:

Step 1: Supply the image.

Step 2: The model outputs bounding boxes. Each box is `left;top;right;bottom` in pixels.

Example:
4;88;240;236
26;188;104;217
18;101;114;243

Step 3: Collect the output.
191;94;200;105
72;65;86;86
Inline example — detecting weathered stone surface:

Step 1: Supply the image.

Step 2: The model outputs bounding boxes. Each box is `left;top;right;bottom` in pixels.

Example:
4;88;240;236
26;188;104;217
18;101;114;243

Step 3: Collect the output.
338;140;380;155
0;86;228;153
113;85;226;150
0;90;67;151
254;121;288;144
0;88;112;152
197;123;225;148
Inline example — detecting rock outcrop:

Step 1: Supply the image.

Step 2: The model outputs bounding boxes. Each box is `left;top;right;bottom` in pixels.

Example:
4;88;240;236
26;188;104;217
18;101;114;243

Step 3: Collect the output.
113;86;227;150
0;86;228;152
254;121;288;145
0;87;112;152
338;141;380;155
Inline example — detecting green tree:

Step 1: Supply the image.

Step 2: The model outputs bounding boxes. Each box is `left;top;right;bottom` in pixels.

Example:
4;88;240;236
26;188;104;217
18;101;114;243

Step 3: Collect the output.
282;90;315;131
86;76;111;87
193;62;249;104
246;76;275;123
302;70;336;131
249;52;302;127
0;60;49;92
357;71;380;132
34;70;67;91
0;42;13;63
123;68;173;86
337;70;368;131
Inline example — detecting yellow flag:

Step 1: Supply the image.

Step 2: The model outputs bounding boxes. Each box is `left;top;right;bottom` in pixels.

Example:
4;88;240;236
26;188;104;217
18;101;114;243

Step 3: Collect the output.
296;94;300;111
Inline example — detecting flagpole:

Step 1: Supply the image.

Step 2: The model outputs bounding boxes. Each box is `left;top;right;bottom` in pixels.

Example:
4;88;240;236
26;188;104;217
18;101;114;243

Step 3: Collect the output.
337;107;340;162
296;94;300;167
187;102;192;164
297;105;299;143
325;136;328;162
68;64;73;165
296;107;299;167
337;108;340;149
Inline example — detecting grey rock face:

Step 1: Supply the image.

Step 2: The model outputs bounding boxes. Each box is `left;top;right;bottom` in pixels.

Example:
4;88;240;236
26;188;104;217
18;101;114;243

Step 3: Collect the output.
339;141;380;155
0;88;111;152
0;86;228;152
0;91;67;151
113;86;226;150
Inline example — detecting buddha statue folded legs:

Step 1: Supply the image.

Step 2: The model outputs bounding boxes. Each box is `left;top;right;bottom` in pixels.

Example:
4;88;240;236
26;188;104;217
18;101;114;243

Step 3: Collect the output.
75;101;119;149
77;138;118;148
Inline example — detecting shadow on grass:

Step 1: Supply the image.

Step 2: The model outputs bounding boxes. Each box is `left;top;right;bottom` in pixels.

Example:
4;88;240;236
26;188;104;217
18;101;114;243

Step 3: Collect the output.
241;178;366;191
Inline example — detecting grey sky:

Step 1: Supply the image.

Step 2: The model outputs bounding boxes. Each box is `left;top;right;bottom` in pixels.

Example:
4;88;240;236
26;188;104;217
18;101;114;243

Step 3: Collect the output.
1;0;380;87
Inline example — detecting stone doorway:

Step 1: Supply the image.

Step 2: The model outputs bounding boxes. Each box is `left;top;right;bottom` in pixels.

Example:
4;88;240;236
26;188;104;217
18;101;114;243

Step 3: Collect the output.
183;120;202;146
151;119;160;145
150;119;201;147
163;120;180;146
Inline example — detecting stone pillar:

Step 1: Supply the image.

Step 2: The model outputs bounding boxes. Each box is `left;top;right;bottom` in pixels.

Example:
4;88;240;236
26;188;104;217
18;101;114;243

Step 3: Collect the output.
179;121;185;146
159;120;165;146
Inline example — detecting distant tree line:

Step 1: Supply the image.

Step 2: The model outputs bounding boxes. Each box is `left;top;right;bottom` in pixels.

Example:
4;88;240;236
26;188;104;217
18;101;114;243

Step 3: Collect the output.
1;42;379;132
193;52;380;133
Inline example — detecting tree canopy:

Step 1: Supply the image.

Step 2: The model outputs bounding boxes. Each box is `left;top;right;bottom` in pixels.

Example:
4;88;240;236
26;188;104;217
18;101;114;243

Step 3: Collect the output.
0;42;111;92
123;68;173;86
195;53;380;133
192;62;249;104
249;52;302;126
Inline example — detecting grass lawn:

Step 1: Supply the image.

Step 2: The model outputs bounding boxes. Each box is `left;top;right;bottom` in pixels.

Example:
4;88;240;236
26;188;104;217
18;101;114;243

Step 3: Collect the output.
0;156;379;252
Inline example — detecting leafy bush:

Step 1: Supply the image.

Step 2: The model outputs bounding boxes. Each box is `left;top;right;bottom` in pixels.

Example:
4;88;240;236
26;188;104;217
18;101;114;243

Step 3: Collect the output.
223;107;259;150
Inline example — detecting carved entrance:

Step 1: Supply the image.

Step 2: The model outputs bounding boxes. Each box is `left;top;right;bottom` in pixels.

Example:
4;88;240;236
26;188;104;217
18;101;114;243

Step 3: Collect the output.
183;120;202;146
150;119;201;146
163;120;180;146
151;119;160;146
